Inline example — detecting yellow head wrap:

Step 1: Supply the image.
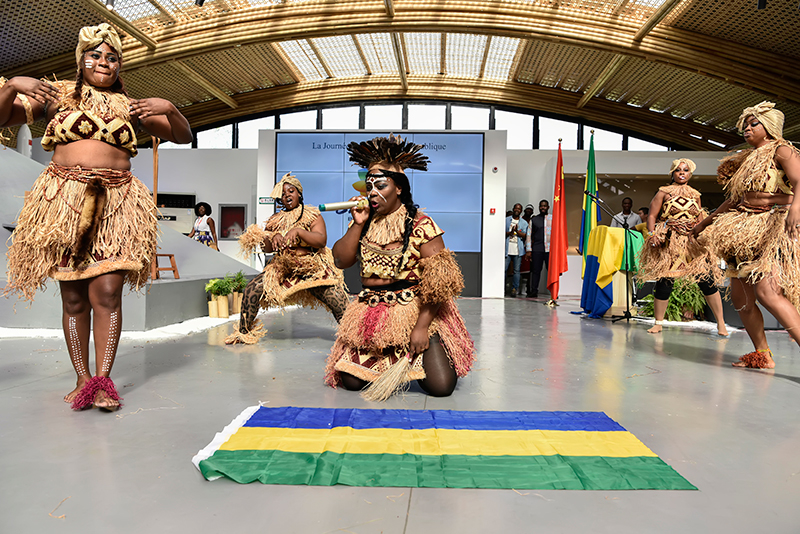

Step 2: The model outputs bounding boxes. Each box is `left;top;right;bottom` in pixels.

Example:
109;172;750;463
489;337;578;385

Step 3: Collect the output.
270;172;303;199
669;158;696;176
736;101;784;140
75;23;123;66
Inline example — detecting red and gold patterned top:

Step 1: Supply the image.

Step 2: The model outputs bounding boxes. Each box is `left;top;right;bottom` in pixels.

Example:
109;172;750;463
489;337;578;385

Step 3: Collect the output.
657;184;702;223
359;208;444;281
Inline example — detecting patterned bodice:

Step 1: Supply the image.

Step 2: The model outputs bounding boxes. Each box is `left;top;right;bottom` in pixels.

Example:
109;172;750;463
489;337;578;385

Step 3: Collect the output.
657;185;702;223
359;215;443;281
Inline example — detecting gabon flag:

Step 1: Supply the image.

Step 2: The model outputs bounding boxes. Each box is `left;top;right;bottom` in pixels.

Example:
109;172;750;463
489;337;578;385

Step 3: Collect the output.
547;141;568;300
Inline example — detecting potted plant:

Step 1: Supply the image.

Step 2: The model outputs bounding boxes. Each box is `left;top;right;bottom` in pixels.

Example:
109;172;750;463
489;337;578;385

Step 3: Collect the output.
231;271;248;314
205;277;235;318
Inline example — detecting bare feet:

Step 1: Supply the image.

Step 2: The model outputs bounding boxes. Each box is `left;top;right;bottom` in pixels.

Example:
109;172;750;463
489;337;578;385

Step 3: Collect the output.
732;349;775;369
63;376;89;404
647;324;662;334
717;324;729;337
94;389;120;411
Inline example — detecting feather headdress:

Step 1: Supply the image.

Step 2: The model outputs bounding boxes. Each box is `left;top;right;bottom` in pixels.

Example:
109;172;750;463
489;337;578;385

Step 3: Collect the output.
346;134;429;171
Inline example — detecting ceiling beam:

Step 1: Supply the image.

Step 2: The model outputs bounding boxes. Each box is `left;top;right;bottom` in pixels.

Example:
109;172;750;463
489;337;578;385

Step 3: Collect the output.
174;76;741;150
352;35;372;75
390;33;408;91
269;43;301;83
145;0;177;22
13;4;800;102
633;0;685;42
440;33;448;76
478;36;492;78
306;39;334;79
80;0;158;50
171;61;238;109
384;0;395;17
576;54;625;109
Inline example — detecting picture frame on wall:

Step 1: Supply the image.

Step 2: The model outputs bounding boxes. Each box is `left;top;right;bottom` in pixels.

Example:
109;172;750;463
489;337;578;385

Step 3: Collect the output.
219;204;247;240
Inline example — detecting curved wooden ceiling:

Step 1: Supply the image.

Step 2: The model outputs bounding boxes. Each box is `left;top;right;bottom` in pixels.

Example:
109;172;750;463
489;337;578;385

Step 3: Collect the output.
3;0;799;150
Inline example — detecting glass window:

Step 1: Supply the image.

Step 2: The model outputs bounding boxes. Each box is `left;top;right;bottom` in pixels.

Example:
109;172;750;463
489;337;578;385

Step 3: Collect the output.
196;125;233;149
584;126;623;151
322;106;360;130
451;105;489;130
238;116;275;149
364;105;402;130
628;137;669;151
158;140;190;150
408;104;446;130
279;110;317;129
539;117;578;150
495;110;533;150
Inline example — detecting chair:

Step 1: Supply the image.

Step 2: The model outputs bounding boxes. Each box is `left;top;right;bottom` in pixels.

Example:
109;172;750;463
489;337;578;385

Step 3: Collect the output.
151;253;180;280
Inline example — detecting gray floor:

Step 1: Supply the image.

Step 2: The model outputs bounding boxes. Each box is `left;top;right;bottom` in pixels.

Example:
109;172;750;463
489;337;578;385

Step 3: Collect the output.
2;298;799;533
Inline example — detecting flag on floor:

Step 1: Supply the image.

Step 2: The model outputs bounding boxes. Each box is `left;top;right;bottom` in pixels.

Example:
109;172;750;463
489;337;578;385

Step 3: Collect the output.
547;141;568;300
578;132;601;274
193;406;696;490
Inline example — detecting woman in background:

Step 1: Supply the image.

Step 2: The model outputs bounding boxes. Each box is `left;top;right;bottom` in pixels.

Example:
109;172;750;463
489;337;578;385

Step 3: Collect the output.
188;201;218;250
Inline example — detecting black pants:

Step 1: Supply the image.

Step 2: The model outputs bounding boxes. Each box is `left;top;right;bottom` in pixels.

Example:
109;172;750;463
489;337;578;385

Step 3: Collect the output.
527;251;549;296
653;277;718;300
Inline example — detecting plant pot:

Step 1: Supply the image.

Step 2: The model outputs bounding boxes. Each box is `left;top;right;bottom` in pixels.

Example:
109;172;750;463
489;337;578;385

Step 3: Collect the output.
217;294;230;318
208;299;218;318
232;292;242;314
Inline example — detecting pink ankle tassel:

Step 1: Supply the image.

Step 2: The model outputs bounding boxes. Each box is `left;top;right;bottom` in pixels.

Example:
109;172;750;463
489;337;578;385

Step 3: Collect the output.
71;376;123;411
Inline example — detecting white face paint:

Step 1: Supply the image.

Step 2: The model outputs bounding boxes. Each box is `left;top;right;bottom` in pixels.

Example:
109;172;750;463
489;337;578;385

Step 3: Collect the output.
366;174;388;203
84;60;93;69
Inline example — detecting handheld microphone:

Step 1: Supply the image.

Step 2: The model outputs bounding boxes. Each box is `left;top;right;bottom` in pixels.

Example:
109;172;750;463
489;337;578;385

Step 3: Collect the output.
318;199;369;212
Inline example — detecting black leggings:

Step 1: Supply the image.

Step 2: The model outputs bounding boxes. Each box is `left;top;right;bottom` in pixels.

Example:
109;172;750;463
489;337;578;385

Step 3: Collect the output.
654;277;718;300
341;334;457;397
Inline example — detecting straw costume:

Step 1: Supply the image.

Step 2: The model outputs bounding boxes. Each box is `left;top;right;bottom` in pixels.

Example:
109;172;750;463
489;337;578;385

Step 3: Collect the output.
5;26;157;302
638;160;723;286
324;136;476;399
2;24;187;411
703;103;800;307
225;173;349;344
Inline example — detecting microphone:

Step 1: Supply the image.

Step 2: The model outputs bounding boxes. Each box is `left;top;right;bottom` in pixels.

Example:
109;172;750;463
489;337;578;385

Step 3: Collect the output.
584;190;606;204
318;199;369;212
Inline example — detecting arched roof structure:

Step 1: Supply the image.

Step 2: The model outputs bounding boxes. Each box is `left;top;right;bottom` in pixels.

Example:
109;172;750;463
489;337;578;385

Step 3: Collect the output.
3;0;799;150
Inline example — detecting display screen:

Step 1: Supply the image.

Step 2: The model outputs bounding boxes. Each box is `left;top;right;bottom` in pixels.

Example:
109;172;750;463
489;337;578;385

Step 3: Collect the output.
275;132;484;252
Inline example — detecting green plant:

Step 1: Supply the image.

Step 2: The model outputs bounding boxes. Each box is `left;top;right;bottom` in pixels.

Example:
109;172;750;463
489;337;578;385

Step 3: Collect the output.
637;279;706;322
232;270;248;293
205;276;235;297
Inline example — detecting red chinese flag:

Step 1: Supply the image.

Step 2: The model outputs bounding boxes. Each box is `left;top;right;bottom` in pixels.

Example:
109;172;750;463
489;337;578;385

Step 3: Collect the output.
547;143;569;300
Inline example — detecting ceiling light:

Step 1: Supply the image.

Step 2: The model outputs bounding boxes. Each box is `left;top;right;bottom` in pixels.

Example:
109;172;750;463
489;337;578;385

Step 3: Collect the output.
105;0;115;9
195;0;206;5
757;0;766;8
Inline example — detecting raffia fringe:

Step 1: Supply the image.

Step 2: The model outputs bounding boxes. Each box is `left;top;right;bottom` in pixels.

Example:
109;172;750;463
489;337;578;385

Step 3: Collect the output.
417;248;464;304
265;205;320;234
224;321;266;345
5;164;158;301
704;208;800;308
724;140;796;201
364;205;410;245
238;224;270;256
324;298;475;387
638;223;723;284
259;247;345;308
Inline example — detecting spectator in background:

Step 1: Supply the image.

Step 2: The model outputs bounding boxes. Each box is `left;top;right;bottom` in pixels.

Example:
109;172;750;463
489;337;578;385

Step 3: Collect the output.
519;204;535;293
611;196;642;229
635;206;650;236
525;200;551;298
505;203;528;297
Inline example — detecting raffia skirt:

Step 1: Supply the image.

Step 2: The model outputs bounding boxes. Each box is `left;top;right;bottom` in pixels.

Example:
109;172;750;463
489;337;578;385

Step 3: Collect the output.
5;163;158;301
637;220;723;285
259;248;345;309
701;204;800;308
324;286;476;387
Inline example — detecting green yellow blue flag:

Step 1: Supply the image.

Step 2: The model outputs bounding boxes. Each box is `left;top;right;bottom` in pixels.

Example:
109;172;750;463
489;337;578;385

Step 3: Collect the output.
578;133;601;272
193;406;695;490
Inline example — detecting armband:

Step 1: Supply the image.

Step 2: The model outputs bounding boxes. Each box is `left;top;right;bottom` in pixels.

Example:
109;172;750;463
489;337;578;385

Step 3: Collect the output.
417;249;464;305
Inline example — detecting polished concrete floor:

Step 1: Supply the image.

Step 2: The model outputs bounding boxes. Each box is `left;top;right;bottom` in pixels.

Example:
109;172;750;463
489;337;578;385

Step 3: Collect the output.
2;297;800;533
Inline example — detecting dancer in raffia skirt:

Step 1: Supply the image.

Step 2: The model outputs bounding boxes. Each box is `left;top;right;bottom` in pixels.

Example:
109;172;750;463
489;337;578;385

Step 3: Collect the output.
694;102;800;369
225;173;350;344
1;24;192;410
638;158;728;336
324;135;476;400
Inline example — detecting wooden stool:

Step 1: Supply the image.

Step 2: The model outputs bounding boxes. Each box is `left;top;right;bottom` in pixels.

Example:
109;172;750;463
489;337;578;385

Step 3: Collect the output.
151;254;180;280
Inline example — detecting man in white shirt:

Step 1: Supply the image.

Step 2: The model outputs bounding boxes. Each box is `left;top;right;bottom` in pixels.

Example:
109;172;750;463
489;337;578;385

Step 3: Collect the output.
610;196;642;229
505;203;528;297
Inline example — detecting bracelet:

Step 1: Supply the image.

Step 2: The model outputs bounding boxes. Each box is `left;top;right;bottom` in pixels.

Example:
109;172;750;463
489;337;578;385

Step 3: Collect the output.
17;94;34;125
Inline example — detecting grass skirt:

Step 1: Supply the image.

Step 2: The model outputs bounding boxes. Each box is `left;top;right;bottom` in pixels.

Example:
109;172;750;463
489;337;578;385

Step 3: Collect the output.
259;248;344;309
702;206;800;307
324;295;475;387
638;221;722;284
5;163;158;301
